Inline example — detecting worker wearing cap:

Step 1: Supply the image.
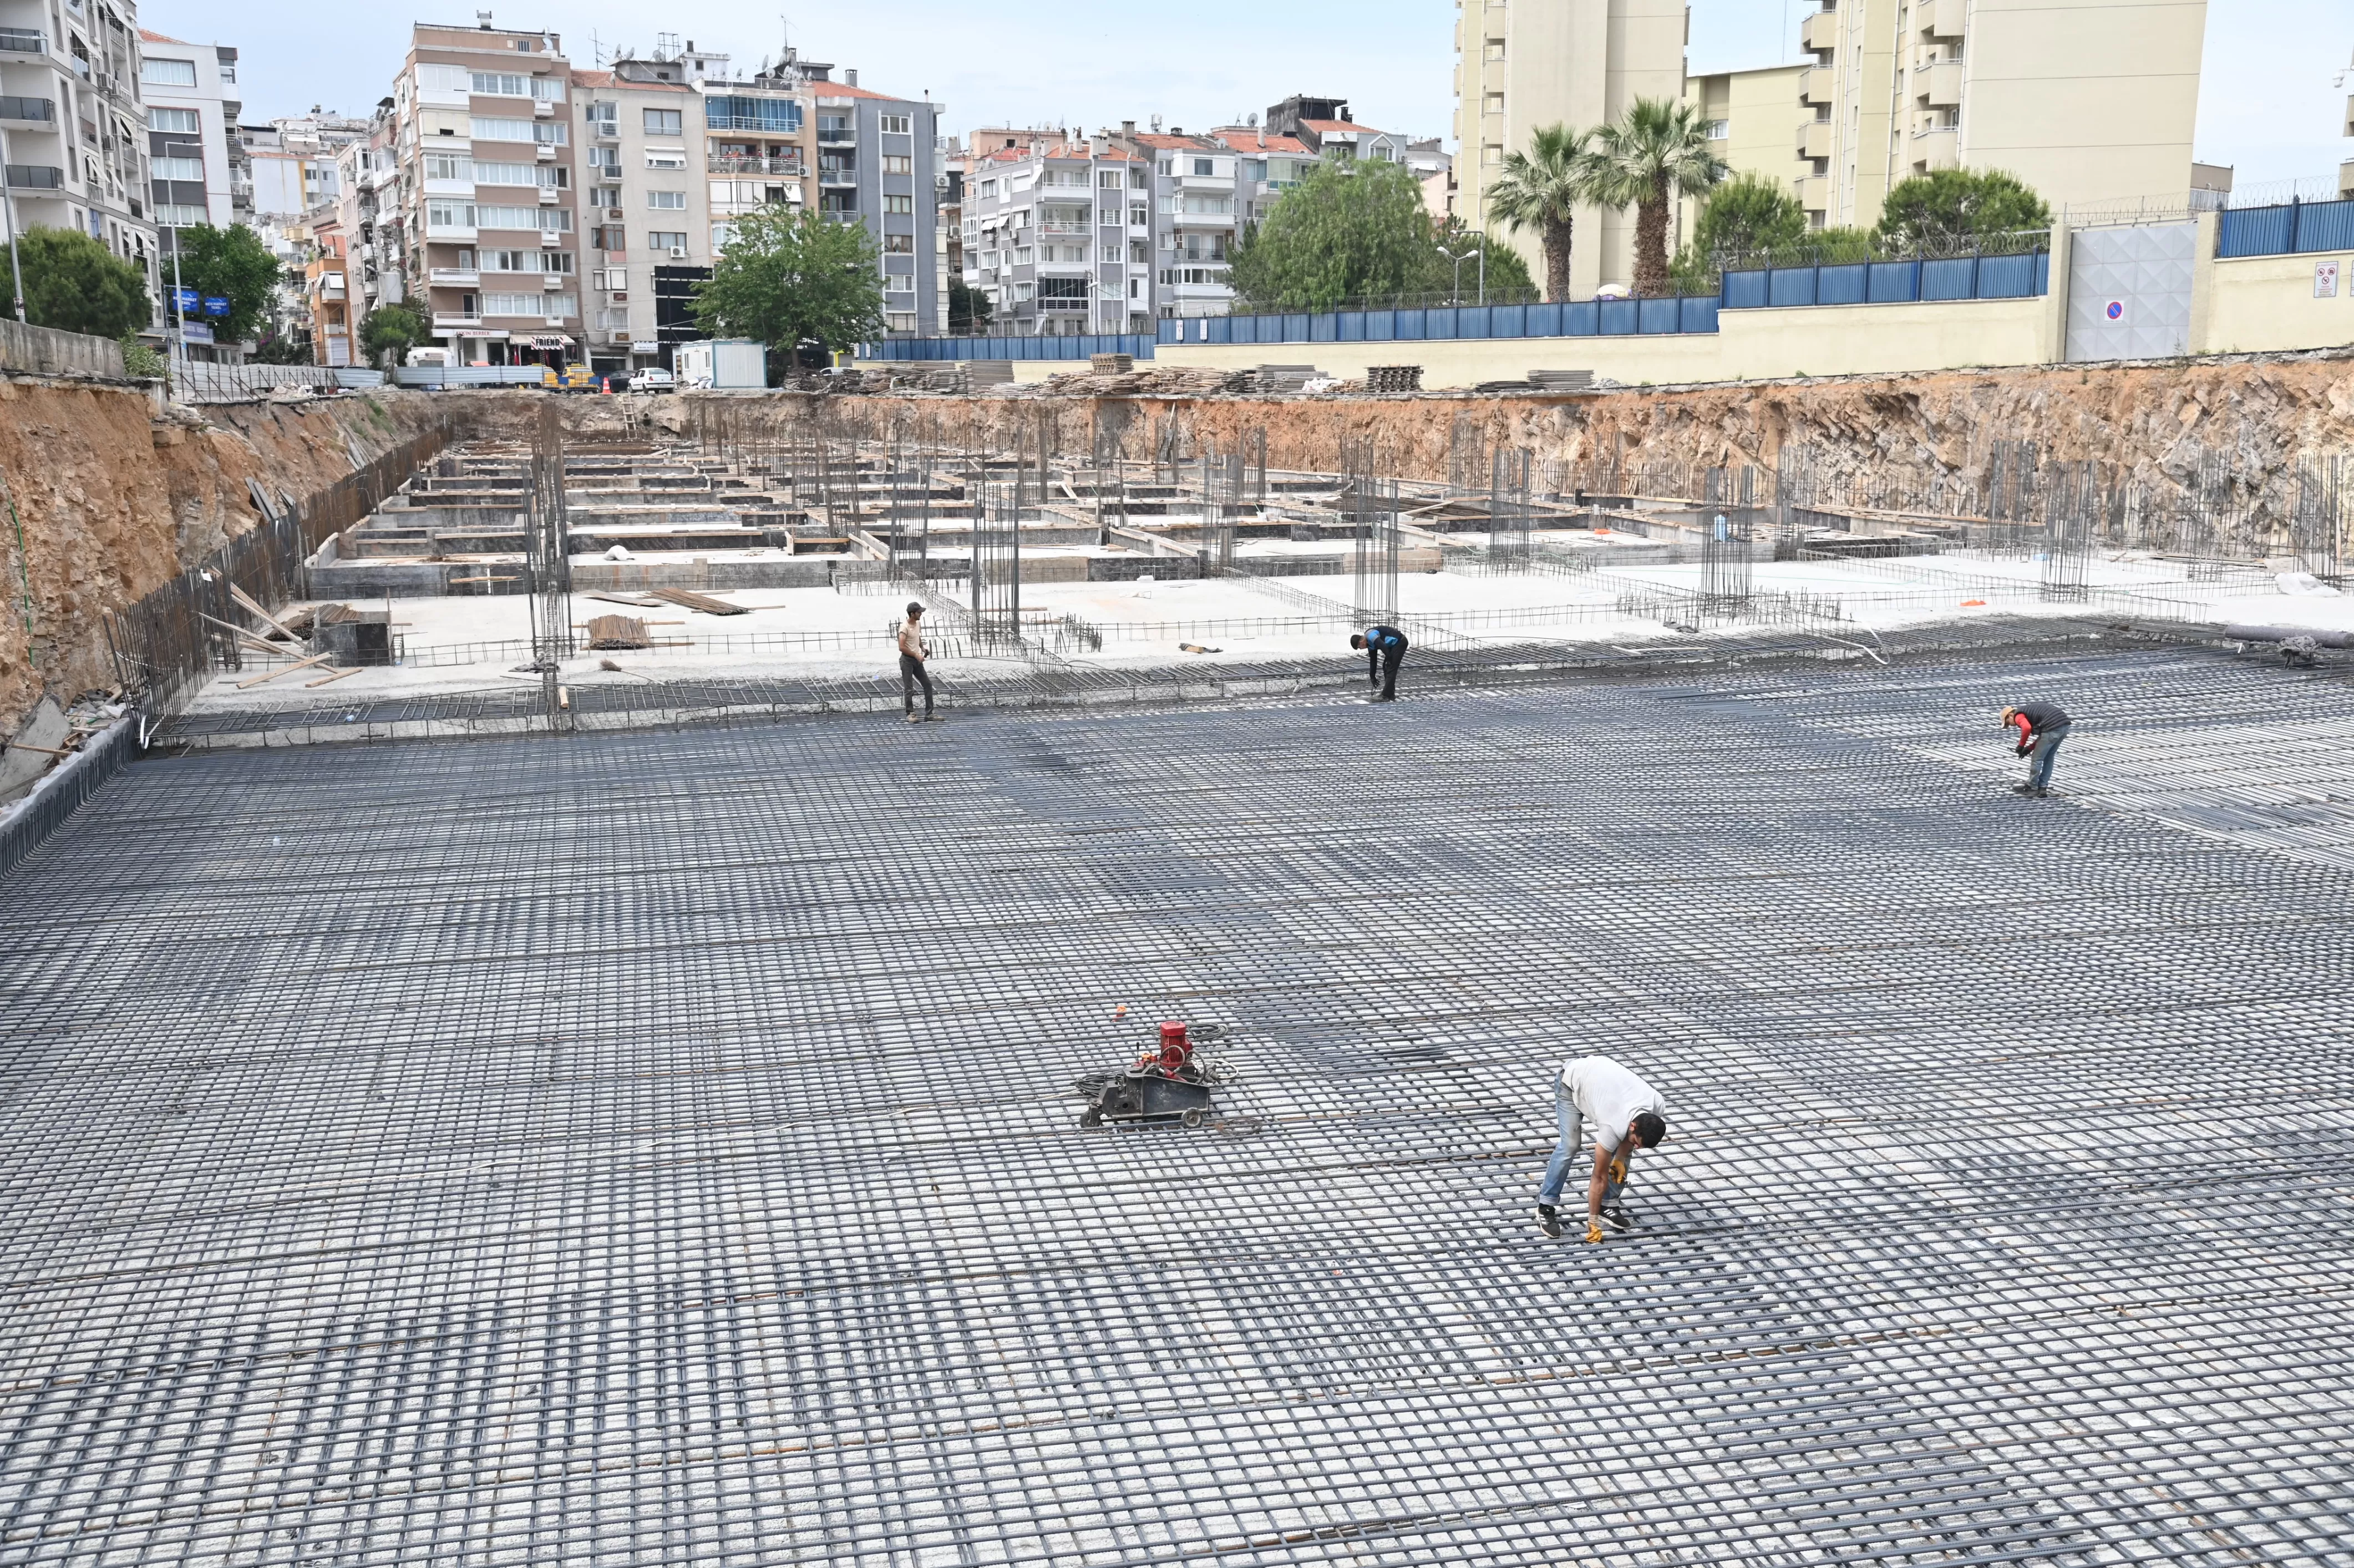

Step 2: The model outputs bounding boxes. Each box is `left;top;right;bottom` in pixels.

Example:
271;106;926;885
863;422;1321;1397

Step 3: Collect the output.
899;603;936;723
1350;625;1409;701
2001;702;2071;797
1538;1055;1667;1244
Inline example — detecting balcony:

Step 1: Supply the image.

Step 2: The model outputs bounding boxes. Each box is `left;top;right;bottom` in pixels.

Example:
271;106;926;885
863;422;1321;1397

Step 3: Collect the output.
1795;174;1829;212
816;127;855;146
1797;120;1833;160
425;224;478;242
0;28;45;54
1037;220;1090;235
423;177;474;196
708;154;806;176
1921;59;1963;108
1799;66;1835;106
818;166;856;187
428;267;479;286
4;164;64;189
1925;0;1966;38
0;97;54;125
1911;126;1959;172
1800;8;1839;51
432;312;484;330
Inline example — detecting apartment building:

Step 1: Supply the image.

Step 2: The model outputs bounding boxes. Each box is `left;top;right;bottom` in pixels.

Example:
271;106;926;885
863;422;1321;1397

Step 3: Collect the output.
1132;131;1236;320
133;31;235;231
334;104;405;342
574;62;707;375
390;22;580;368
1452;0;1688;296
1680;64;1809;238
808;71;944;335
296;205;357;366
967;134;1152;333
1208;126;1313;225
0;0;158;303
1793;0;2208;230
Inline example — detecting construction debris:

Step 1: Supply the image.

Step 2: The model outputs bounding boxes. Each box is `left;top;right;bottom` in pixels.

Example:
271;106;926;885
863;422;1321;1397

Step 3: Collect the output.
646;587;750;616
584;614;653;650
1368;366;1424;394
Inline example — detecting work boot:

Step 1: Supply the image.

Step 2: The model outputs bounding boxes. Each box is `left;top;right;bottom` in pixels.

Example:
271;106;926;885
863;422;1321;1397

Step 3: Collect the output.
2032;786;2051;799
2012;783;2037;795
1536;1205;1562;1239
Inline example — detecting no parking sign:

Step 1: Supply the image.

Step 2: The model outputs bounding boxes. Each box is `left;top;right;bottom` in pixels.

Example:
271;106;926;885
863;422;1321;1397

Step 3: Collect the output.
2103;300;2125;322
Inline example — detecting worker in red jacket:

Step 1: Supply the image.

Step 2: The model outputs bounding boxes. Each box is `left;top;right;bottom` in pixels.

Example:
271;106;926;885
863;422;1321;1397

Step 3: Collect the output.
2002;702;2071;798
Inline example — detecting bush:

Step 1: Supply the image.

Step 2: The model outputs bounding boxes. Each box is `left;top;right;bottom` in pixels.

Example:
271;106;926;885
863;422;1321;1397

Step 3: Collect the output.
118;336;166;379
1;227;153;338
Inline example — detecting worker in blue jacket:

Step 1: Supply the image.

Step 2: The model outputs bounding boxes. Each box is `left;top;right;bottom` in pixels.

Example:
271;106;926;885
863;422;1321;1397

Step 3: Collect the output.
1351;625;1409;700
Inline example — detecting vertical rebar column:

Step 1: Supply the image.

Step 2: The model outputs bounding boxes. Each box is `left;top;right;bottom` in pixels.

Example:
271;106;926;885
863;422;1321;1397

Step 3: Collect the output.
1487;446;1531;571
524;402;575;730
1345;438;1399;625
1699;465;1755;613
2039;461;2092;601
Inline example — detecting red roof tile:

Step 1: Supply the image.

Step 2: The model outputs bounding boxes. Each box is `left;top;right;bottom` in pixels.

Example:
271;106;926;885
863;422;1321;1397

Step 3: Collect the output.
1301;119;1382;134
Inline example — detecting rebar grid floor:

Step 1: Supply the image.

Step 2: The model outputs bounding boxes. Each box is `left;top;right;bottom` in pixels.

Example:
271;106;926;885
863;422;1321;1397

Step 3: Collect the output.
5;651;2352;1566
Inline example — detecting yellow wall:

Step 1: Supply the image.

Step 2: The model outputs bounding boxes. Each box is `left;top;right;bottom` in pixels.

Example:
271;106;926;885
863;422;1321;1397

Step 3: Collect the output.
1138;295;2056;390
2199;253;2354;356
1680;67;1812;243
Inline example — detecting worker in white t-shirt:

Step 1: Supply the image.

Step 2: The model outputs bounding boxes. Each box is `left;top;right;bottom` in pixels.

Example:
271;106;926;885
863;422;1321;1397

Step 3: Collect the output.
1537;1054;1667;1244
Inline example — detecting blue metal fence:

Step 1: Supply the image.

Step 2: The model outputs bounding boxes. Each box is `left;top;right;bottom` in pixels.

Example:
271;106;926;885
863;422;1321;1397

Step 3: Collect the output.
1154;295;1722;345
861;332;1159;362
2218;199;2354;259
1723;251;2048;309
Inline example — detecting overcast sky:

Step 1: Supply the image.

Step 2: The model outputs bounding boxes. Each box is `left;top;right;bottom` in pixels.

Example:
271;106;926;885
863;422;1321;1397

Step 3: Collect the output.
155;1;2348;187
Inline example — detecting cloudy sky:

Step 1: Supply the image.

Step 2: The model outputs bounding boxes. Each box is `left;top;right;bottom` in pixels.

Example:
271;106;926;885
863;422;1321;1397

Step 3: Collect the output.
154;1;2347;187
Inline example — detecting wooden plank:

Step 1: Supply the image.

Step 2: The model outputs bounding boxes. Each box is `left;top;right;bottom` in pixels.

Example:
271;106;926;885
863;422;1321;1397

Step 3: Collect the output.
647;587;750;616
227;584;304;643
303;666;362;688
234;653;332;689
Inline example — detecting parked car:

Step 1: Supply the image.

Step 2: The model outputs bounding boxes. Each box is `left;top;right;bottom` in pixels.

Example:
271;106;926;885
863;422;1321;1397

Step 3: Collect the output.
632;367;676;391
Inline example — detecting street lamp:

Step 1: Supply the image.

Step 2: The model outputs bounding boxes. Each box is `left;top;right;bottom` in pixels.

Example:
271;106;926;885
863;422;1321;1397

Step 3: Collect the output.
1435;243;1469;306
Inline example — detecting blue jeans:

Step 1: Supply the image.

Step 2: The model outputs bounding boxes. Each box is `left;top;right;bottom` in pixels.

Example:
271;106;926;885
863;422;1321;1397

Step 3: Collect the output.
2027;728;2067;790
1538;1077;1625;1208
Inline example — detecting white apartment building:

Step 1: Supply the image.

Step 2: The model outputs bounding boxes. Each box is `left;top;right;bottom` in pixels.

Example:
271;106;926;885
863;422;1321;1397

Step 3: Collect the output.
0;0;158;305
966;135;1152;334
574;63;706;375
132;30;234;229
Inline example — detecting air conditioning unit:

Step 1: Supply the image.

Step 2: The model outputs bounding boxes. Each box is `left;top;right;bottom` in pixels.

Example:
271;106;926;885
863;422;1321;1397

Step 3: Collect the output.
610;291;627;303
535;144;556;162
606;206;623;219
545;316;567;327
668;246;686;258
533;100;554;118
537;188;557;205
541;273;563;288
539;231;562;246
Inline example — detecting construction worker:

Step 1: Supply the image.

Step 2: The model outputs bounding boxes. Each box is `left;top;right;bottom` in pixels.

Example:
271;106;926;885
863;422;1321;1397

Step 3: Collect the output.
899;603;936;723
2001;702;2071;796
1538;1054;1667;1244
1350;625;1409;700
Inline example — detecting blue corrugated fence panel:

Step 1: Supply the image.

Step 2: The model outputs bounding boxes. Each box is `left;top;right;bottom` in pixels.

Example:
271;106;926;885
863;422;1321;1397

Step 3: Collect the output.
1865;261;1918;303
1399;308;1426;340
1158;320;1179;343
2035;252;2049;295
1563;301;1599;336
1680;295;1719;334
1423;307;1454;340
2295;200;2354;253
1637;297;1680;334
2219;207;2292;258
1312;312;1338;342
1492;303;1526;338
1366;310;1395;341
1283;313;1311;342
1598;298;1638;335
1337;311;1364;342
1817;263;1868;306
1529;302;1561;336
1976;253;2037;298
1723;271;1768;309
1920;257;1976;301
1767;267;1817;308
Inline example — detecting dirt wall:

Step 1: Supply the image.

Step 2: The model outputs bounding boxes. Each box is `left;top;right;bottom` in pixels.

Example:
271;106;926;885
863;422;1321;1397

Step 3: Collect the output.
0;384;449;737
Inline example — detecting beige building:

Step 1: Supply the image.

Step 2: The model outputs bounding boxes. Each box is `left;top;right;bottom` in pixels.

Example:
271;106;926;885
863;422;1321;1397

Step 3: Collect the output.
1679;65;1809;241
1794;0;2208;231
573;63;710;376
1453;0;1688;296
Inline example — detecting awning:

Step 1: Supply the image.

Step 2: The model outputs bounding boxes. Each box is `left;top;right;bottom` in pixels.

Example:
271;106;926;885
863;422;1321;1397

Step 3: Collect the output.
526;334;572;349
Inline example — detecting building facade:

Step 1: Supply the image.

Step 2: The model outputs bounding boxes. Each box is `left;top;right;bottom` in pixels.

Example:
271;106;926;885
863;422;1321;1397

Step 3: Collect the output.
1452;0;1688;296
333;102;404;352
967;135;1150;334
0;0;159;312
390;22;581;367
1680;64;1809;240
133;31;235;230
574;63;707;374
1794;0;2209;230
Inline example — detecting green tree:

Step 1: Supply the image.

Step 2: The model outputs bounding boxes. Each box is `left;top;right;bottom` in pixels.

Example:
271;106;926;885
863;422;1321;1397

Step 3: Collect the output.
1426;214;1534;300
1671;172;1811;289
1581;98;1729;296
948;276;992;335
1483;124;1591;302
1227;159;1447;311
692;206;884;356
160;224;281;343
1873;168;2051;253
0;227;152;338
359;301;430;367
1807;226;1880;263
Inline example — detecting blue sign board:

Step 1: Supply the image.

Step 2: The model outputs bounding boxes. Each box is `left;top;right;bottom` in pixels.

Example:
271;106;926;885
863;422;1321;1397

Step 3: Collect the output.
202;296;230;317
173;287;200;312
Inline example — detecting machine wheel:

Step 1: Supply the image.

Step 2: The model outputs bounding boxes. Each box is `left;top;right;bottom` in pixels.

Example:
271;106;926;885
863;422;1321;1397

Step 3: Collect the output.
1080;1108;1103;1129
1181;1108;1205;1129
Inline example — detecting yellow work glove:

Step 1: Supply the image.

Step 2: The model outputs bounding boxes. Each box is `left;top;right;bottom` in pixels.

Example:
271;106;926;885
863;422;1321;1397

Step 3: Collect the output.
1584;1218;1606;1245
1610;1156;1628;1185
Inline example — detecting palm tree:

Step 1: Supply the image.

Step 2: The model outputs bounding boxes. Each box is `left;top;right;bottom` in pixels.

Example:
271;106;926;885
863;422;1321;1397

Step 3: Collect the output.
1484;124;1591;303
1582;97;1729;297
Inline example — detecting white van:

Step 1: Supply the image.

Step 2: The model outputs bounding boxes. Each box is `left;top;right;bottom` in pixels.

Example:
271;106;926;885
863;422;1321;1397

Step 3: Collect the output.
405;346;454;367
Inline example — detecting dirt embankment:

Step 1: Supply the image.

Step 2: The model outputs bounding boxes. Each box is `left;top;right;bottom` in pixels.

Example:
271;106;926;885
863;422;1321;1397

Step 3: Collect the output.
0;384;449;737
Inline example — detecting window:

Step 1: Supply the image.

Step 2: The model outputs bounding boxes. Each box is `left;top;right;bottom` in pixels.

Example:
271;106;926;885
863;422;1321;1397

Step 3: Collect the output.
476;161;565;187
643;108;683;137
647;190;686;209
1706;119;1729;140
1482;143;1503;165
1098;170;1123;188
470;71;529;97
882;194;913;214
152;203;205;226
424;153;472;181
882;233;914;252
141;58;198;88
1484;38;1505;60
878;114;911;134
645;149;687;170
1191;158;1212;176
880;154;912;175
540;251;575;273
978;179;996;198
886;311;916;331
148;107;199;134
426;200;476;227
1483;93;1505;115
711;223;737;249
648;231;687;251
417;63;469;94
706;97;801;134
475;205;571;231
480;249;531;271
481;291;548;315
470;118;565;145
1099;243;1120;263
151;156;204;182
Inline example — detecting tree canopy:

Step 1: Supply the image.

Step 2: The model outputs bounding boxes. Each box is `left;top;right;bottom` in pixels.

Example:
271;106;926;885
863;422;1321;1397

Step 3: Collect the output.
359;301;430;367
1;227;151;338
693;206;884;355
1230;159;1530;311
1485;124;1589;302
948;276;992;335
1874;168;2051;252
1581;98;1727;296
161;224;282;343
